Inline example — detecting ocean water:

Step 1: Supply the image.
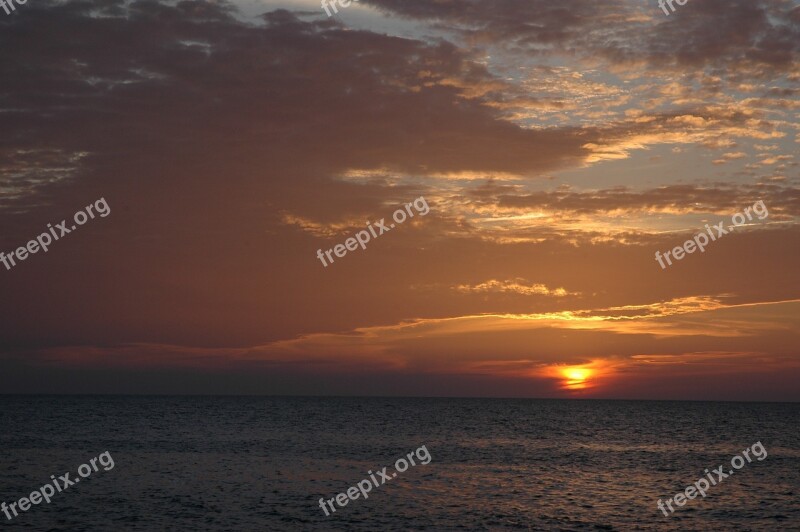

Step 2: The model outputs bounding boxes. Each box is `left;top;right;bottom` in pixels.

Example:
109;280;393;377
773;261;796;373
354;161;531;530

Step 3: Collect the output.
0;396;798;531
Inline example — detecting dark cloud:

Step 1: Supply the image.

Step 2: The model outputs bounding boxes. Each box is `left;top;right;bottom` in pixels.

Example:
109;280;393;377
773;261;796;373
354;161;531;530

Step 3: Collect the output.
0;0;593;350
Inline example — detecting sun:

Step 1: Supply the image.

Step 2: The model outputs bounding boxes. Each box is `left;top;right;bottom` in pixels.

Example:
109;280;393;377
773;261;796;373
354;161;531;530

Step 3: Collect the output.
560;367;593;390
563;368;590;381
539;360;611;393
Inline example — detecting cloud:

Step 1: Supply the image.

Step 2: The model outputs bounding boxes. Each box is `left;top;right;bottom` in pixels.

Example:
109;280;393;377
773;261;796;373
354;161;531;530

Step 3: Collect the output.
363;0;800;78
452;278;579;297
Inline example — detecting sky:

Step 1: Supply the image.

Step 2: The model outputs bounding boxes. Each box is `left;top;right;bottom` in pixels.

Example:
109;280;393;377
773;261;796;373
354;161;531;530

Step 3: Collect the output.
0;0;798;399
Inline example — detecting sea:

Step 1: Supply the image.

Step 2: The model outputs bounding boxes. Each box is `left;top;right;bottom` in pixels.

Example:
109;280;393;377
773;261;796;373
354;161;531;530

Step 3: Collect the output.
0;396;798;531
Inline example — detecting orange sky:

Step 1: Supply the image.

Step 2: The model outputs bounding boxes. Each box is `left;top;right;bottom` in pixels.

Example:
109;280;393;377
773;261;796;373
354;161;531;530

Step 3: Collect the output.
0;0;798;399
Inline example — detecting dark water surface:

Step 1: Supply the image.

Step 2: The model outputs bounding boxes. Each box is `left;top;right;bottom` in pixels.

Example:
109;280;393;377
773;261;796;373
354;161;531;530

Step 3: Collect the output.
0;397;798;530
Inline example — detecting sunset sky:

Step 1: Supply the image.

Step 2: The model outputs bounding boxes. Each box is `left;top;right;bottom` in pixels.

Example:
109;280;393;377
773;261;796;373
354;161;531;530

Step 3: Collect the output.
0;0;798;399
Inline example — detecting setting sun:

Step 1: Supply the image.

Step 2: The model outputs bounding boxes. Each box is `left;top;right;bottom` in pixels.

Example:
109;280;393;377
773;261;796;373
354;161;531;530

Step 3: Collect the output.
561;367;593;390
538;363;609;392
563;368;591;381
